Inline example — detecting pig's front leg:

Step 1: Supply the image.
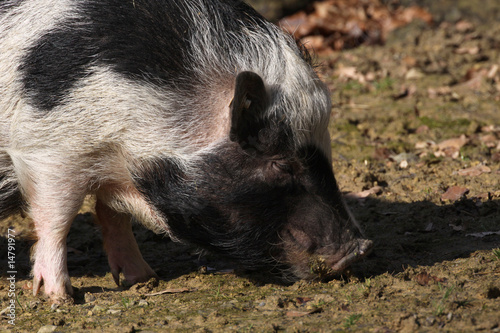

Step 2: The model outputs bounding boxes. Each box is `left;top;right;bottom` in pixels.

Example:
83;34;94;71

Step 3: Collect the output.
95;200;157;287
29;183;84;303
32;214;75;303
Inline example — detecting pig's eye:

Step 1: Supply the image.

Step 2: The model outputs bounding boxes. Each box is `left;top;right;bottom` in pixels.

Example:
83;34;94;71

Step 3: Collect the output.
271;161;292;173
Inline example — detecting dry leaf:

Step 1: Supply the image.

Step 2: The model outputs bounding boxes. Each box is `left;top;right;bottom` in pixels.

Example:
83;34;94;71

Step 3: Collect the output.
437;135;468;150
415;271;432;286
296;297;313;305
280;0;432;51
487;64;498;79
455;20;474;32
336;66;366;83
428;86;452;98
300;35;332;54
345;186;382;199
286;308;322;317
435;135;468;158
405;68;424;80
454;46;479;55
480;134;498;148
145;288;191;296
441;186;469;201
457;165;491;177
415;271;447;286
415;140;435;149
449;223;464;231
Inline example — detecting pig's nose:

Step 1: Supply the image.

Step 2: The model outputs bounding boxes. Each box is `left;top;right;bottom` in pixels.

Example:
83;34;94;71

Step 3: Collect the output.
357;238;373;256
331;238;373;272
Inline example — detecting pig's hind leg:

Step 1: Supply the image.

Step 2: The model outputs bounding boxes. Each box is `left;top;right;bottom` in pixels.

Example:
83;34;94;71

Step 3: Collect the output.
95;199;157;287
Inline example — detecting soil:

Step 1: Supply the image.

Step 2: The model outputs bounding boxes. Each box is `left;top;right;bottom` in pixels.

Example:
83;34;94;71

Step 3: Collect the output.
1;1;499;332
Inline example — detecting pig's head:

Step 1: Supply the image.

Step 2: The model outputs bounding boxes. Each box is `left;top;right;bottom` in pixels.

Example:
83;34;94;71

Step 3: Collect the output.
135;71;372;281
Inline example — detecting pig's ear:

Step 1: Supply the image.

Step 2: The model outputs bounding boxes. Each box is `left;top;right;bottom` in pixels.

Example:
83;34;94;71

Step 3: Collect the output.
229;71;269;149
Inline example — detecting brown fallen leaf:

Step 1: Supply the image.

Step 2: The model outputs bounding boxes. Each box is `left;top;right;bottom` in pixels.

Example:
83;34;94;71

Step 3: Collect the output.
454;46;479;55
435;135;468;158
415;271;447;286
437;135;468;151
458;67;490;90
280;0;432;51
345;186;382;199
336;66;367;83
296;297;313;305
441;186;469;201
373;147;392;160
286;307;322;317
480;134;498;148
487;64;498;79
415;140;435;149
480;125;500;133
457;164;491;177
455;20;474;32
415;271;432;286
145;288;191;296
428;86;452;98
449;223;464;231
405;68;425;80
300;35;333;54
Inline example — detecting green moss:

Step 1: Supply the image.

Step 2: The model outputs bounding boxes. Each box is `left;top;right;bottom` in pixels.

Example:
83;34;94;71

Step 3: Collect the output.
419;116;471;130
373;77;394;92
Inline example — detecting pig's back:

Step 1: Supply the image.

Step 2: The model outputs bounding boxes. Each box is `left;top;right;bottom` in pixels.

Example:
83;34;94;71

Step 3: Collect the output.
1;0;330;157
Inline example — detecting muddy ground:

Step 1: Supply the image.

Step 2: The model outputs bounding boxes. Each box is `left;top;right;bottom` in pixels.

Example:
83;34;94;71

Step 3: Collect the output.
1;1;499;332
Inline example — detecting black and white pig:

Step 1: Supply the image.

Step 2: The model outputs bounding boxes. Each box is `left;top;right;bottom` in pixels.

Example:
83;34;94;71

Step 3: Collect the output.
0;0;373;302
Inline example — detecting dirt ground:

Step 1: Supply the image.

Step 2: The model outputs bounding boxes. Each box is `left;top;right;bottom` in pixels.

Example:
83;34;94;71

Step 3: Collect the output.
1;1;499;332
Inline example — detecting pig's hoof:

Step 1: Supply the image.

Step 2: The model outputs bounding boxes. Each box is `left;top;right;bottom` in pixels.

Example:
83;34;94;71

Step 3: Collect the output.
125;277;159;291
110;261;158;288
32;274;74;303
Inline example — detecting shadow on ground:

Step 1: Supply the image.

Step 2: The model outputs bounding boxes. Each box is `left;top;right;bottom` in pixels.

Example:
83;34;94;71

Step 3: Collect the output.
1;196;498;285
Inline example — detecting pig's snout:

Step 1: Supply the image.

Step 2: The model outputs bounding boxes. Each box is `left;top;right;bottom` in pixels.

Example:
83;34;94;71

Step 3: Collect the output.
330;237;373;272
281;218;373;280
303;237;373;280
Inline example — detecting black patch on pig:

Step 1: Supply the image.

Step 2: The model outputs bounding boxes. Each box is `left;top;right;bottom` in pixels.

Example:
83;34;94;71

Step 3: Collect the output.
134;126;358;277
0;2;21;16
19;0;268;111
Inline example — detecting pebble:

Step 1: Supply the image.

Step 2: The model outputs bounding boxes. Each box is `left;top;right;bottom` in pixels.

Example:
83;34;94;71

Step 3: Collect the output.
37;325;58;333
84;292;96;303
107;309;122;315
92;305;105;312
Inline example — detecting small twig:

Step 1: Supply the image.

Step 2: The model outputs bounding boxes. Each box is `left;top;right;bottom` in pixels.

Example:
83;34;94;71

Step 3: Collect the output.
145;288;191;296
